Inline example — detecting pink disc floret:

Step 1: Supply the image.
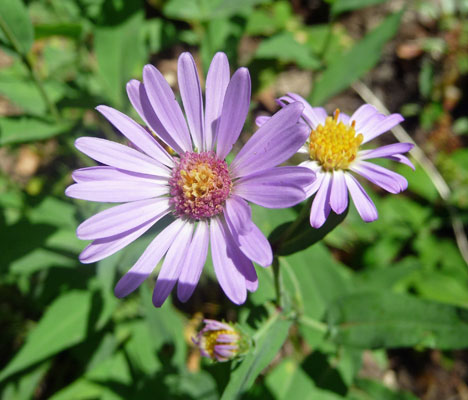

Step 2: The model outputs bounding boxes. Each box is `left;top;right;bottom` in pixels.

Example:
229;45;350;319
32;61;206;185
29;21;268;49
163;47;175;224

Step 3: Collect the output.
169;151;232;220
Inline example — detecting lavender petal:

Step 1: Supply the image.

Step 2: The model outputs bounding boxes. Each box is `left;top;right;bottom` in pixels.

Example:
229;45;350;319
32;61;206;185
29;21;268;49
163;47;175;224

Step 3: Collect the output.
114;218;186;298
178;52;204;150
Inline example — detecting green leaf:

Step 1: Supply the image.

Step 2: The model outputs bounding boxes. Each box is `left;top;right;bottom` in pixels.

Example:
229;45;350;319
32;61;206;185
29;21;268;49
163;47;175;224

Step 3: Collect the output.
94;11;145;108
48;352;131;400
309;11;403;105
0;0;34;55
0;74;66;116
10;248;76;275
163;0;268;21
350;378;419;400
0;117;72;145
2;361;50;400
140;284;187;368
255;31;321;69
220;314;292;400
0;291;94;381
269;205;348;256
331;0;389;16
34;23;83;40
327;291;468;349
281;243;352;347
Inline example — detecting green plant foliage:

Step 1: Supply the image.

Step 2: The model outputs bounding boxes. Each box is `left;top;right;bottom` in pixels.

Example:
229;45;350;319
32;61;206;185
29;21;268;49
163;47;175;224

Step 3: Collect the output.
255;31;321;69
0;0;34;55
309;11;403;105
327;291;468;349
221;313;292;399
0;291;94;381
331;0;390;16
1;1;467;399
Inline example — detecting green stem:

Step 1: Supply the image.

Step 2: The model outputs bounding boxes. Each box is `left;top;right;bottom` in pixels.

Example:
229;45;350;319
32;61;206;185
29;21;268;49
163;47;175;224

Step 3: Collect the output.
299;315;328;333
272;257;283;309
252;311;279;342
0;15;60;121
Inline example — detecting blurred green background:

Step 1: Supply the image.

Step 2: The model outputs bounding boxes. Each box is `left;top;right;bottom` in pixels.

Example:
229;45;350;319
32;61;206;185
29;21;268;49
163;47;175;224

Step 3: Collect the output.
1;0;468;399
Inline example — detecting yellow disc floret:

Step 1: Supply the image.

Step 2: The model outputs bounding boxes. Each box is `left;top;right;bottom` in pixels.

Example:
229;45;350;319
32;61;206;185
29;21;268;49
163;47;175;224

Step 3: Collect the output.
309;109;363;171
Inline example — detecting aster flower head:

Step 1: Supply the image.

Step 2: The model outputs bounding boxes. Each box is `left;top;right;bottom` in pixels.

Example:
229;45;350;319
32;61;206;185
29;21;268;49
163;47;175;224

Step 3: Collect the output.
257;93;414;228
193;319;250;362
66;53;314;307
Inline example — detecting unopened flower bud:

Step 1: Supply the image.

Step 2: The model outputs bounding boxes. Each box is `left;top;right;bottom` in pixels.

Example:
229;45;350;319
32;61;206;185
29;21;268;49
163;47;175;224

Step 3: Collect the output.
193;319;249;362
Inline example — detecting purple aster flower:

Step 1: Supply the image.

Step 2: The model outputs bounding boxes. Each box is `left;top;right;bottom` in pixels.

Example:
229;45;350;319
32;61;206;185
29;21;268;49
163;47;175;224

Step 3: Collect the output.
66;53;314;306
257;93;414;228
193;319;249;362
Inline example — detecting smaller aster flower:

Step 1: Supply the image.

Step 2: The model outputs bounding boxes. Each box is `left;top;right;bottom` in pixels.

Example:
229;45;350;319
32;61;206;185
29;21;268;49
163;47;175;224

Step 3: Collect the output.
193;319;250;362
66;53;314;307
257;93;414;228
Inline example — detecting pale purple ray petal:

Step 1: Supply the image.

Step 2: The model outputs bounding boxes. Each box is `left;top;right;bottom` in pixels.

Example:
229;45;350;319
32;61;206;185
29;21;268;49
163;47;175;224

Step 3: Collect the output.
72;166;167;183
210;217;247;305
153;221;193;307
362;114;404;144
330;170;348;214
203;319;232;331
114;218;186;298
310;172;332;228
222;195;252;235
231;102;308;178
357;113;385;140
204;52;230;151
351;164;400;193
234;166;314;208
337;112;350;125
66;180;169;202
127;79;185;155
350;104;378;129
143;64;192;151
96;105;174;167
224;196;272;267
344;173;378;222
220;219;258;292
79;212;167;264
216;334;238;342
77;197;170;240
352;161;408;192
178;52;204;150
75;137;170;178
177;220;209;302
303;170;325;197
358;143;414;161
280;92;327;128
255;115;270;127
385;154;415;170
72;167;169;185
215;67;251;160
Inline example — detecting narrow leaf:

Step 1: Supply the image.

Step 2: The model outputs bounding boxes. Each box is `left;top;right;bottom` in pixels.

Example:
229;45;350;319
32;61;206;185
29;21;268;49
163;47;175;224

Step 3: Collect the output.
0;291;93;381
0;0;34;55
0;117;72;145
332;0;389;16
309;11;402;105
327;291;468;349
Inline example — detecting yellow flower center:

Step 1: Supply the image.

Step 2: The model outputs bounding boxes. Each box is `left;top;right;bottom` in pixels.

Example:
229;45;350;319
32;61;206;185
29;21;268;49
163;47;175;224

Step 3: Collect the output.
202;329;238;358
309;109;363;171
169;151;231;220
180;163;218;199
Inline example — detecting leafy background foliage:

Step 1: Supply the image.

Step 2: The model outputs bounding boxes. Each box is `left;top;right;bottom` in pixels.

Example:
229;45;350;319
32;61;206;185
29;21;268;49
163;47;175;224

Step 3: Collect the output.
1;0;468;399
